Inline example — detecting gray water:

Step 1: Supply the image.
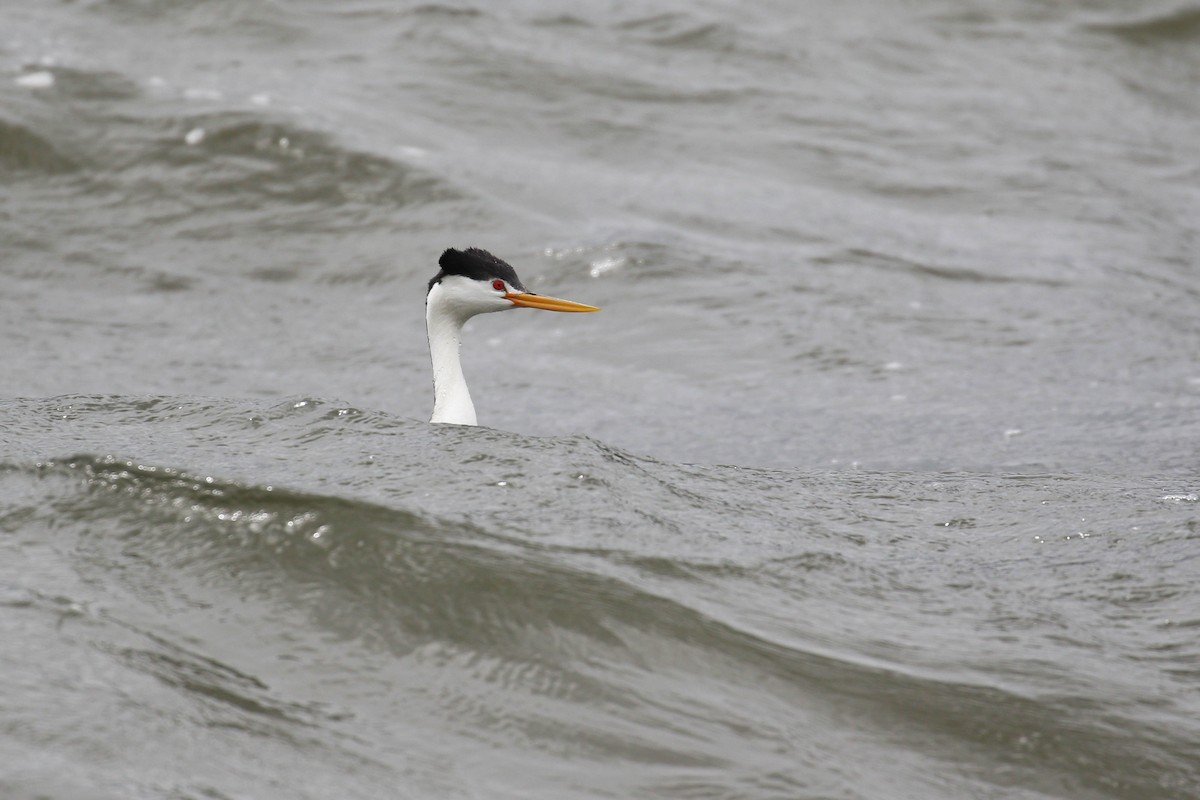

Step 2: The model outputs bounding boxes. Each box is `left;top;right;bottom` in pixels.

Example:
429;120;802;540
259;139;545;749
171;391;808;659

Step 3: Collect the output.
2;2;1199;798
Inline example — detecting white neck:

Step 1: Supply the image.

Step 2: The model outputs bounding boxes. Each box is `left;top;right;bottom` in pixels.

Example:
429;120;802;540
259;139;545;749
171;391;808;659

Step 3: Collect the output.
427;292;478;426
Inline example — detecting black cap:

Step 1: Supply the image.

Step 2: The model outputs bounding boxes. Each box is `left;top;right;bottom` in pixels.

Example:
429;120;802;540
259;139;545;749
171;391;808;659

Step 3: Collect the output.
428;248;528;293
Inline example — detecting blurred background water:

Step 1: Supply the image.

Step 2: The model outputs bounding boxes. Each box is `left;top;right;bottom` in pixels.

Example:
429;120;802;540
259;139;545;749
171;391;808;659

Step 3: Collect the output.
2;1;1199;798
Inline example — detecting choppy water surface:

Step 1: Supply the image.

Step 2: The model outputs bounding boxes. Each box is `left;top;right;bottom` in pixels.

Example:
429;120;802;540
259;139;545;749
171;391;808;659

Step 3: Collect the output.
2;2;1199;798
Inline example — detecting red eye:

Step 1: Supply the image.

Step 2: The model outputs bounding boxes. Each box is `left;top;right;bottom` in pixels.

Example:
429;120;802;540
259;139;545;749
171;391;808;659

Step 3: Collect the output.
492;280;505;291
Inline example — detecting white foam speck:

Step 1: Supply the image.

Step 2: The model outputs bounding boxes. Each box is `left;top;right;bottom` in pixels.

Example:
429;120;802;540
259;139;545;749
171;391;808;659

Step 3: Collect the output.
589;257;625;278
183;87;223;101
1160;493;1198;503
883;361;903;371
250;92;272;106
16;71;54;89
184;127;206;146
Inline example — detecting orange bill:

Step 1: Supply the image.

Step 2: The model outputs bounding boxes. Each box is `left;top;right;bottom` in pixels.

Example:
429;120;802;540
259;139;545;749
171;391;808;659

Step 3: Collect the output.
505;292;600;312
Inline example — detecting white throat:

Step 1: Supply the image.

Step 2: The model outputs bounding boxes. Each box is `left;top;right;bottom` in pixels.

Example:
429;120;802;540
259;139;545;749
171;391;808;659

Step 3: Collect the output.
426;277;514;425
427;297;477;425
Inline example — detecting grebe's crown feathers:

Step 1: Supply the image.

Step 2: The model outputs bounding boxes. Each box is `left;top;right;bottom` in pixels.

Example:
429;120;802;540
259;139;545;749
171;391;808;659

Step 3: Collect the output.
429;247;527;293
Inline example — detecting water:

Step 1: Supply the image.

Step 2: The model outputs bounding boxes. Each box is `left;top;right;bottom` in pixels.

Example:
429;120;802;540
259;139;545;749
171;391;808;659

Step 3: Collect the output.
2;2;1199;798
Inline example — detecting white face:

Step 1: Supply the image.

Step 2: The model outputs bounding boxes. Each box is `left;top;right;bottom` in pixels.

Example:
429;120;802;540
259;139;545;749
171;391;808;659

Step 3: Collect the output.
427;274;516;322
